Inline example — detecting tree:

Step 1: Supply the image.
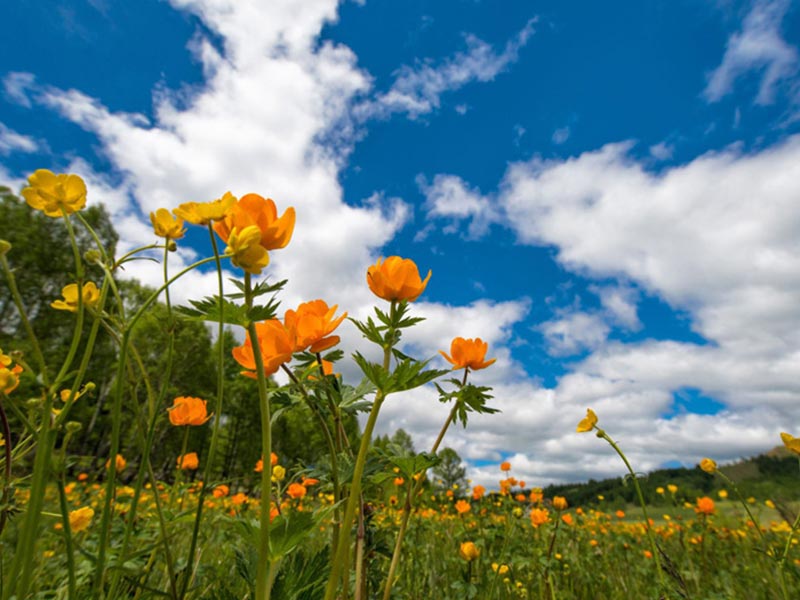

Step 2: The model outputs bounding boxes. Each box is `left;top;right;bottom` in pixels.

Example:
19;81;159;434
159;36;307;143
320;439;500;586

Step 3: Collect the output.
432;447;467;492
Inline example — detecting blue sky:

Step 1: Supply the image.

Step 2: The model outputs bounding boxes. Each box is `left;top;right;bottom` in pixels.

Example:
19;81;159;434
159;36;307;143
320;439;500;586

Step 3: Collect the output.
2;0;800;487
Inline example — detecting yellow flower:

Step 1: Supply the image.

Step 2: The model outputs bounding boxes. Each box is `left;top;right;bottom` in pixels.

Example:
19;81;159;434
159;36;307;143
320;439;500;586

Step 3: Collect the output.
68;506;94;533
106;454;127;472
366;256;431;302
656;487;665;495
699;458;717;474
718;489;728;499
214;193;295;252
780;432;800;455
766;499;776;509
51;282;101;312
576;408;598;433
271;465;286;482
459;541;480;562
667;484;678;494
173;192;237;225
224;226;270;274
0;364;23;394
22;169;87;217
150;208;186;239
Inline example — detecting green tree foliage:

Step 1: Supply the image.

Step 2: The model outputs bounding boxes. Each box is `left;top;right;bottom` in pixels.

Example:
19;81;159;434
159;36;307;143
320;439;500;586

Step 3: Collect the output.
432;447;466;492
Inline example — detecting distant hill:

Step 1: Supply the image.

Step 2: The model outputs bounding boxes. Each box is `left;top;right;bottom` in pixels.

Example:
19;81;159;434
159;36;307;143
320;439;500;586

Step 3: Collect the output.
540;448;800;508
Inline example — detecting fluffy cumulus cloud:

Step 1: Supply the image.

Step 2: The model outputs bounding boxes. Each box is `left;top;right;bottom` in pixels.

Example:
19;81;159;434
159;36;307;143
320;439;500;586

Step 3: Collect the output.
417;174;500;238
704;0;799;104
412;135;800;487
0;122;38;155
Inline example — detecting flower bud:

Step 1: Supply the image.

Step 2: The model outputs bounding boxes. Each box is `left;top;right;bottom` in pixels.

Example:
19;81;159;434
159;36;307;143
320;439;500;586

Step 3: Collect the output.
0;240;11;256
83;249;102;264
167;241;178;252
65;421;83;434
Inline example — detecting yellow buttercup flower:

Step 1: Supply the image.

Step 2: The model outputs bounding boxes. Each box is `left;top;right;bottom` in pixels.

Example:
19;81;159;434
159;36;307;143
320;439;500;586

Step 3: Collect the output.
576;408;598;433
224;226;270;274
173;192;237;225
51;282;101;312
699;458;717;474
150;208;186;239
22;169;87;217
271;465;286;482
780;432;800;455
68;506;95;533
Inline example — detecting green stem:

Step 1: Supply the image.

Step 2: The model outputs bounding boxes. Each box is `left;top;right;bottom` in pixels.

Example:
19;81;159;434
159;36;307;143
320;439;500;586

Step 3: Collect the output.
57;479;78;599
244;273;275;600
179;224;227;599
93;254;218;596
597;429;665;592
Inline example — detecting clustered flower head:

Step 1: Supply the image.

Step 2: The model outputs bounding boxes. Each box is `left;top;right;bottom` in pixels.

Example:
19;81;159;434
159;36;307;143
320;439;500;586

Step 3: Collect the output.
51;282;101;312
168;396;211;426
440;337;496;371
367;256;431;302
22;169;87;217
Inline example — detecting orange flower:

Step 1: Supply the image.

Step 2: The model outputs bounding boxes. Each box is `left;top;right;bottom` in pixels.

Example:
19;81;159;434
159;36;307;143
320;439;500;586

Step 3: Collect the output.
301;478;319;487
529;488;543;503
233;320;295;377
177;452;199;470
0;364;23;394
168;396;210;426
440;337;496;371
231;492;248;506
530;508;550;528
459;541;480;562
213;484;230;498
455;500;471;514
472;485;486;500
106;454;126;472
284;300;347;353
500;461;511;472
615;510;625;519
366;256;431;302
214;193;295;251
695;496;715;516
552;496;568;511
561;513;574;526
394;477;405;487
77;473;89;482
287;483;307;499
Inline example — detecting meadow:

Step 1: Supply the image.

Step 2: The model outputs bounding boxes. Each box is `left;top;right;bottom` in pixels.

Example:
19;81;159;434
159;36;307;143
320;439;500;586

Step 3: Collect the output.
1;170;799;599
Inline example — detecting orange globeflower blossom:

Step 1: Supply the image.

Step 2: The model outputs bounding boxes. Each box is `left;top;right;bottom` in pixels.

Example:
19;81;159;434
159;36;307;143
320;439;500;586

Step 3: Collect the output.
284;300;347;353
106;454;126;472
177;452;199;470
699;458;717;474
301;478;319;487
440;337;496;371
561;513;574;526
459;541;480;562
552;496;568;511
168;396;210;426
455;500;471;514
68;506;95;533
233;319;294;378
530;508;550;528
500;461;511;472
529;488;543;503
213;485;230;498
472;485;486;500
695;496;715;516
287;483;307;499
214;193;295;251
366;256;431;302
231;492;248;506
394;477;405;487
77;473;89;482
173;191;237;225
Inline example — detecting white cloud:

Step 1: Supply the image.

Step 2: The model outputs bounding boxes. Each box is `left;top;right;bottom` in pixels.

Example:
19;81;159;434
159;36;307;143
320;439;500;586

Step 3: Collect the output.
418;174;500;238
4;72;35;108
0;122;38;155
551;126;570;145
649;141;674;161
704;0;799;104
592;284;641;330
539;310;610;356
359;19;536;120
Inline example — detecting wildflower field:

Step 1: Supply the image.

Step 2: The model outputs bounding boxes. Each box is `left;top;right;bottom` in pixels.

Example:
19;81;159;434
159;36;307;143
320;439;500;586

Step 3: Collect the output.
1;170;799;599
